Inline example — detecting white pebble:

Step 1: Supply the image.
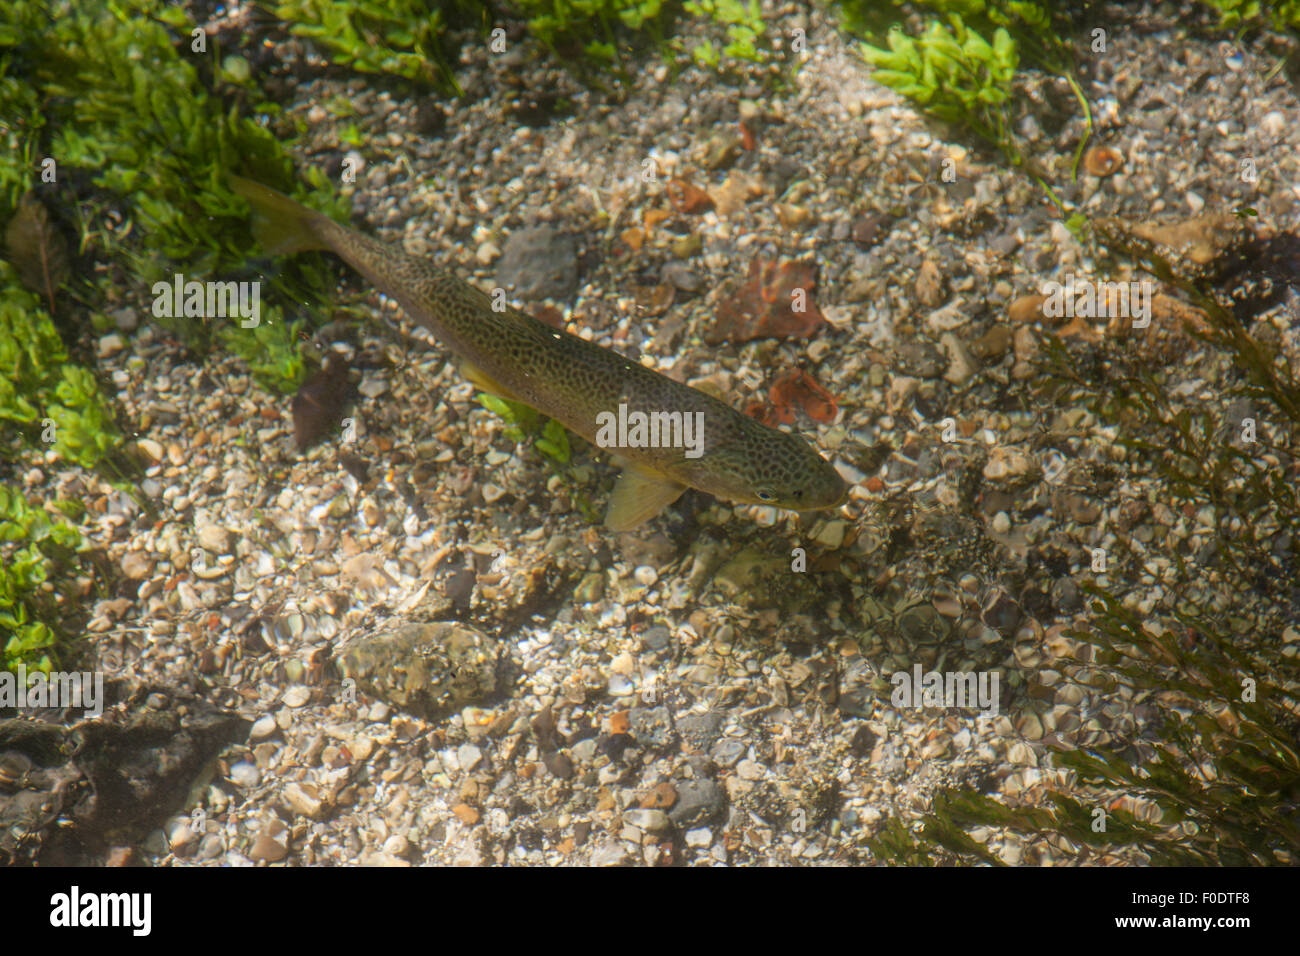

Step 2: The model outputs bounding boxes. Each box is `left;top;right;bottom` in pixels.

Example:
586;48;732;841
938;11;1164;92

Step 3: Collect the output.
229;761;260;788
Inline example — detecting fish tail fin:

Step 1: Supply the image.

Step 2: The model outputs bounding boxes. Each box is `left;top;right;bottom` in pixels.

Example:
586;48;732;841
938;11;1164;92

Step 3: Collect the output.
229;174;330;256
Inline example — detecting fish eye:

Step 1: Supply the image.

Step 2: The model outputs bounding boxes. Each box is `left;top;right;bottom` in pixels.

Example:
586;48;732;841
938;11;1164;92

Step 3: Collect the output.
756;490;776;502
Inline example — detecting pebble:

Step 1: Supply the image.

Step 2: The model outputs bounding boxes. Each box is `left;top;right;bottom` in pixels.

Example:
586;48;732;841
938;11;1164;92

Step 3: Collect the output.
382;834;410;858
685;827;713;848
623;809;670;833
197;522;231;554
249;715;278;740
283;782;326;820
710;738;745;767
121;550;154;580
639;626;671;651
97;333;126;358
165;816;196;852
136;438;165;462
813;520;846;549
591;840;629;867
282;686;311;707
197;834;225;860
111;307;138;332
607;673;635;696
1260;110;1286;139
628;706;674;748
229;761;260;789
250;829;288;863
457;743;483;772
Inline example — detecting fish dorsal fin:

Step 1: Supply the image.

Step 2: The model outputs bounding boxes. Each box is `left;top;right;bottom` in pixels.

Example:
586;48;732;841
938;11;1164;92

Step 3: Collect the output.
605;463;687;532
461;360;522;403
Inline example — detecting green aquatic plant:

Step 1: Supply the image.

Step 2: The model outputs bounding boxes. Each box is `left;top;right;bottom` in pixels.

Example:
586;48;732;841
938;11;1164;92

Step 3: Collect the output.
0;484;85;674
0;0;367;666
0;267;120;470
844;1;1094;195
264;0;486;94
682;0;768;68
1199;0;1300;32
477;392;572;467
868;253;1300;865
511;0;778;81
1;0;347;393
224;305;310;395
869;578;1300;865
477;392;601;520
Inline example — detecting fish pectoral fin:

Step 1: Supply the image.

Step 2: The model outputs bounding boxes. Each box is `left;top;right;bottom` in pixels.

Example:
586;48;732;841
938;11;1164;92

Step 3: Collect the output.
605;466;688;532
461;360;522;403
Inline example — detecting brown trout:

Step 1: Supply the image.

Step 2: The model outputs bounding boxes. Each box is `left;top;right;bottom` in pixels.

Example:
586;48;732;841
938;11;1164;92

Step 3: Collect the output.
230;175;849;530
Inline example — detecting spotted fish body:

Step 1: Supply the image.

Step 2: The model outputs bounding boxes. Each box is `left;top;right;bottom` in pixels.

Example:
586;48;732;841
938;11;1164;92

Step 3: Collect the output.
230;176;849;529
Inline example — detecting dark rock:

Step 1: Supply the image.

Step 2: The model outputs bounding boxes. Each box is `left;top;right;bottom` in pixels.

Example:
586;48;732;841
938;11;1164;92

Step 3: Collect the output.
628;706;674;749
639;626;671;652
677;711;724;752
334;622;497;721
660;260;702;293
541;750;574;780
1052;578;1082;613
668;779;726;828
495;226;578;301
981;590;1022;636
0;681;247;866
895;341;944;379
849;724;877;757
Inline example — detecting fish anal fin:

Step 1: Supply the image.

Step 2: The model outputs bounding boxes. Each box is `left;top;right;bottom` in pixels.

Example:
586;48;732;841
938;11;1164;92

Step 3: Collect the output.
605;466;687;532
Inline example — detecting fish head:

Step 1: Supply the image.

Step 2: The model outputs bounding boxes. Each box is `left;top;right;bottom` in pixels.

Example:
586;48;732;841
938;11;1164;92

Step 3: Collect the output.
689;425;850;513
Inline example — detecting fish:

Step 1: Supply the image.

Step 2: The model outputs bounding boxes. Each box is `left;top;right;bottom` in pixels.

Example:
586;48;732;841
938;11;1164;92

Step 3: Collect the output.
229;175;850;531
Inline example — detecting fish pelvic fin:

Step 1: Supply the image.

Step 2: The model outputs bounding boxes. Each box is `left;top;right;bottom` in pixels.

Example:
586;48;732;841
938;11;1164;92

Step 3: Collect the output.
605;464;687;532
461;360;524;403
229;174;329;256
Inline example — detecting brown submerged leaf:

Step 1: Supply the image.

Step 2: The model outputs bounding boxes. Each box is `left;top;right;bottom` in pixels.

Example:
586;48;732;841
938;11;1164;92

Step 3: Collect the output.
4;191;69;313
769;368;839;424
746;369;839;425
707;257;826;343
292;350;350;451
665;177;715;215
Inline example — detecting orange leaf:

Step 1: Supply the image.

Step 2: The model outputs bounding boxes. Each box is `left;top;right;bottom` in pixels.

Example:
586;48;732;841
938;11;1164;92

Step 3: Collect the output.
707;257;826;343
666;177;715;214
768;369;839;424
739;119;757;151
